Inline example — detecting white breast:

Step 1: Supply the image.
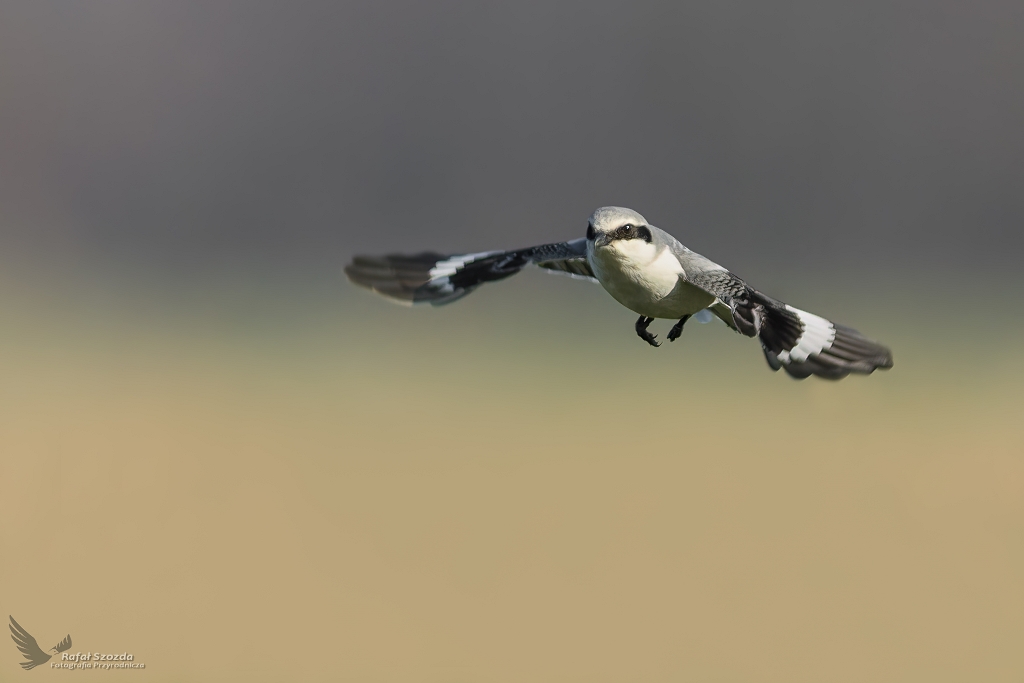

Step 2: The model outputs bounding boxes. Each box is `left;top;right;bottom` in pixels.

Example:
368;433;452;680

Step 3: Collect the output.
588;240;713;318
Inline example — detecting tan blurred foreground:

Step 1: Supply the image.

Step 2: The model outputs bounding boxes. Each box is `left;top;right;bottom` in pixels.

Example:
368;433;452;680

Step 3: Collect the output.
1;269;1022;682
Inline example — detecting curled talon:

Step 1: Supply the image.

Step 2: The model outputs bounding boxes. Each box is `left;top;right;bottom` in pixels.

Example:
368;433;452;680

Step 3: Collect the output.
667;314;690;342
635;315;661;347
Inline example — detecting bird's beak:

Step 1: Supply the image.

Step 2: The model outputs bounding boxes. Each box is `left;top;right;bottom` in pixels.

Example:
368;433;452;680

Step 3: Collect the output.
594;234;611;248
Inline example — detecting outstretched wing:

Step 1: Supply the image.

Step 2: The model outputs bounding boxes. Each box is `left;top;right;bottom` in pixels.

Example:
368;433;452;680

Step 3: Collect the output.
535;256;596;281
686;268;894;380
9;616;53;670
53;634;73;653
344;238;592;306
684;268;764;336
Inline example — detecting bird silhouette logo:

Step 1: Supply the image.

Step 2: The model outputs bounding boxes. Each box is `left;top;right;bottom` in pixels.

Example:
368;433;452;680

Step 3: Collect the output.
9;616;72;670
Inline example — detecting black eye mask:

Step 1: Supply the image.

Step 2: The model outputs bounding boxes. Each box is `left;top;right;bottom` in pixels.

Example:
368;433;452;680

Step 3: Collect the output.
612;224;652;242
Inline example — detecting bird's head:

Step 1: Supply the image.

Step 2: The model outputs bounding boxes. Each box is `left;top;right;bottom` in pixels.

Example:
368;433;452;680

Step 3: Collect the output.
586;206;653;251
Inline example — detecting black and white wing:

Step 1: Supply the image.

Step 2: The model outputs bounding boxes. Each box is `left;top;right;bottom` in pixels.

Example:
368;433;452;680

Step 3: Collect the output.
344;238;594;306
9;616;53;670
686;267;894;380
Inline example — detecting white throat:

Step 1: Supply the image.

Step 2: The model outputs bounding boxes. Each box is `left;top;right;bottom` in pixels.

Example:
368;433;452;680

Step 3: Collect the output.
587;238;686;312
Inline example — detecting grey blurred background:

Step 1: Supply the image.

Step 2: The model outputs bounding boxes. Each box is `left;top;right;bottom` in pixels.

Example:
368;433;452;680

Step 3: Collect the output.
2;0;1022;280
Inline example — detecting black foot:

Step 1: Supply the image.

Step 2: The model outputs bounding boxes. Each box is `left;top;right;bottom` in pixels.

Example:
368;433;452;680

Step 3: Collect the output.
667;315;691;342
635;315;661;347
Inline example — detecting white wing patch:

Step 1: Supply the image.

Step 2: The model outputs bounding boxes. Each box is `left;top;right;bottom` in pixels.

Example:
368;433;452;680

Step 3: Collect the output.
427;251;501;293
428;251;500;279
776;305;836;363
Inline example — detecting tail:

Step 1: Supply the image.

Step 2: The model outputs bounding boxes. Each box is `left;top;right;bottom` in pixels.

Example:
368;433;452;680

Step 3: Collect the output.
742;291;894;380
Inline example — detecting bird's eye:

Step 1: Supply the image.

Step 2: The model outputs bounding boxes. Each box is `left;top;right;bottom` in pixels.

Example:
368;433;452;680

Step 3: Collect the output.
586;224;595;241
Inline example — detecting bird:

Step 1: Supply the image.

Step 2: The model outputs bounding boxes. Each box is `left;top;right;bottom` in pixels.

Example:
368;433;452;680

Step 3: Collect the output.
344;206;893;380
9;616;72;670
